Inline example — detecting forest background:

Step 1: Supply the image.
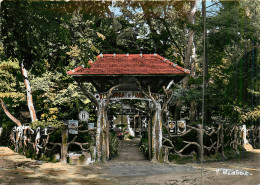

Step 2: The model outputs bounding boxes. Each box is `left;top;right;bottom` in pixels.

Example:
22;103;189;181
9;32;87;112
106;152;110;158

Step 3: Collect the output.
0;1;259;142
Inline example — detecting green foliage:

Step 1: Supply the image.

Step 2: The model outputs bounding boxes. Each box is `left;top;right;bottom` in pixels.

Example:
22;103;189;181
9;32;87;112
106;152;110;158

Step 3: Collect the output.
0;126;14;146
10;145;15;151
139;131;149;159
25;150;33;159
18;148;23;154
39;155;51;162
29;120;63;129
39;154;59;163
224;147;239;159
168;154;195;164
234;105;260;124
128;135;135;139
79;155;85;165
0;58;25;105
0;2;259;162
203;153;223;162
109;132;119;158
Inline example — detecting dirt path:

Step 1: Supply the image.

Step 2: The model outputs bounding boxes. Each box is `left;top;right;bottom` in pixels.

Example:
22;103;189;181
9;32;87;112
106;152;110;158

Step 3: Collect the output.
110;139;147;163
0;146;259;185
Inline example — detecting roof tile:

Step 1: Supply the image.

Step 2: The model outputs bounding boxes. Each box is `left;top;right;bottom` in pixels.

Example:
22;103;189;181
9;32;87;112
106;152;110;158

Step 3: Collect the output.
67;54;190;76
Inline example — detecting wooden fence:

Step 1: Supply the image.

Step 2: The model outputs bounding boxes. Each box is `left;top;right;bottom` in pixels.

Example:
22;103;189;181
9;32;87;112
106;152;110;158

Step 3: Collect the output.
10;124;96;164
162;124;244;162
9;123;258;163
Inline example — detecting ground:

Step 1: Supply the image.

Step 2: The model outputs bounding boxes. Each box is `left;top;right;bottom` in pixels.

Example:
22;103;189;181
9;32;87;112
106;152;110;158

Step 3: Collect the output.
0;139;259;185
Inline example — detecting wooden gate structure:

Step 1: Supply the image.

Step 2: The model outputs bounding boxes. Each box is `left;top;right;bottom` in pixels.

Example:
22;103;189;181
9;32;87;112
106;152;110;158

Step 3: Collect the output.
67;54;190;162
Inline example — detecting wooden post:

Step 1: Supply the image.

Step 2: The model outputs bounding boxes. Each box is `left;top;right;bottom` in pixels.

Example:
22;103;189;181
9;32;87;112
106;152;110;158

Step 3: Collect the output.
61;125;68;163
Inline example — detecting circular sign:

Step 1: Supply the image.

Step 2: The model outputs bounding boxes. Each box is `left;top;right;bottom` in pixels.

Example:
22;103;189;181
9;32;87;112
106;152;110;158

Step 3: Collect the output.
78;111;89;122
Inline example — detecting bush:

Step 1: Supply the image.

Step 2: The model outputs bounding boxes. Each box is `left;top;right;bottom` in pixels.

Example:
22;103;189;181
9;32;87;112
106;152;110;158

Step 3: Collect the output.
0;125;14;146
79;155;85;165
109;132;119;158
168;154;194;164
139;131;149;159
39;154;51;162
128;135;135;139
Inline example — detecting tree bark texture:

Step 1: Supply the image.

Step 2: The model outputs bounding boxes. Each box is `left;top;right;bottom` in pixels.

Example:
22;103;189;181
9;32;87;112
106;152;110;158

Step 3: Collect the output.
202;0;211;125
190;41;197;123
156;102;163;160
61;126;68;163
174;100;182;121
0;99;22;127
220;124;226;159
197;124;204;162
190;101;197;123
175;0;198;122
148;112;152;160
151;110;157;162
234;125;239;154
21;63;37;122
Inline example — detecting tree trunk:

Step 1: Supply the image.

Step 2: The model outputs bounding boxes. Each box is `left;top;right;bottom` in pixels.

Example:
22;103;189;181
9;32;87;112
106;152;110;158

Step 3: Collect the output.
95;99;109;162
220;124;227;159
0;99;22;127
197;124;204;162
95;101;103;162
61;126;68;163
148;113;152;160
151;110;157;162
202;0;210;125
21;63;37;122
101;103;108;162
156;102;163;160
215;124;221;154
190;42;197;123
234;125;239;154
105;109;110;160
190;101;197;123
174;100;182;121
175;0;198;121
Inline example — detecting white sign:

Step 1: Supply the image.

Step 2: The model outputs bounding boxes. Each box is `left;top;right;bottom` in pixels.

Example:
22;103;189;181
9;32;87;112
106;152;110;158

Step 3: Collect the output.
79;111;89;122
88;122;95;130
68;120;78;134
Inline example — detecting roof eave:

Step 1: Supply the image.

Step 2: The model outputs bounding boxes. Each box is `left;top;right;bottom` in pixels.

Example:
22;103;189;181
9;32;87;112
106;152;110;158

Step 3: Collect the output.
70;73;188;77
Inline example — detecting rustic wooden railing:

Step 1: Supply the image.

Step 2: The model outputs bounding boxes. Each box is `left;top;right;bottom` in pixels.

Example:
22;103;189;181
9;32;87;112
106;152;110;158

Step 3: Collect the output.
162;124;243;162
10;124;96;163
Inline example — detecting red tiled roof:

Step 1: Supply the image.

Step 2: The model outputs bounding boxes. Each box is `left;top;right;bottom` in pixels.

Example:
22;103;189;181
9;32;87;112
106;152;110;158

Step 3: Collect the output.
67;54;190;76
